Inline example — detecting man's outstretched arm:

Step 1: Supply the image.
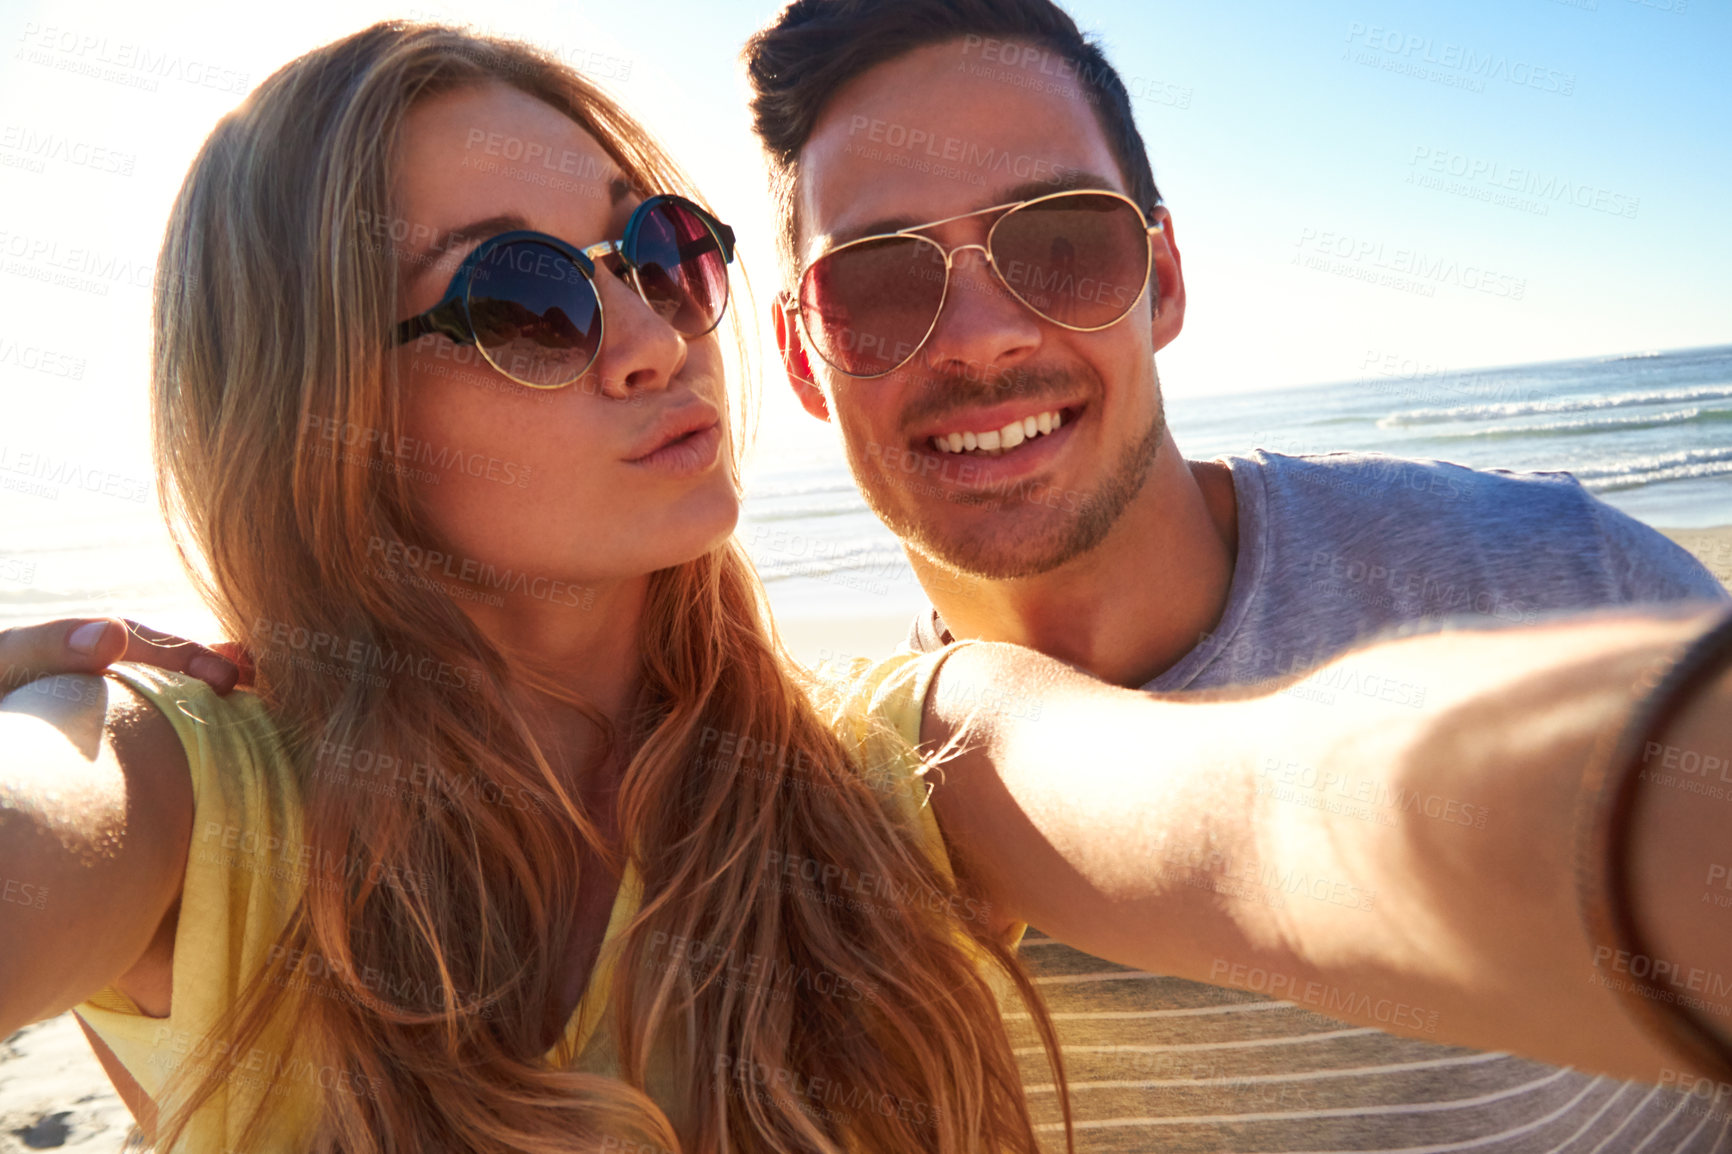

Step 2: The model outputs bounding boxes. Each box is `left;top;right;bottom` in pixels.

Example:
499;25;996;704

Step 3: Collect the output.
924;607;1731;1083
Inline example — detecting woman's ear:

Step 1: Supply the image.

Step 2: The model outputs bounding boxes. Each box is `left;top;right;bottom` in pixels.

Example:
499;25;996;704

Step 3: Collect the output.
774;294;830;421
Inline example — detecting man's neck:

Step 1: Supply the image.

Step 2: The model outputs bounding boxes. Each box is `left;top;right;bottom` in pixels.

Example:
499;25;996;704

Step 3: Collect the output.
913;439;1239;689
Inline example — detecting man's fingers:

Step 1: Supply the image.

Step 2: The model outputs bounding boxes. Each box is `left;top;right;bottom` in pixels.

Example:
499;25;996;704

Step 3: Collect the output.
0;618;241;697
0;618;128;694
117;620;240;695
208;641;256;689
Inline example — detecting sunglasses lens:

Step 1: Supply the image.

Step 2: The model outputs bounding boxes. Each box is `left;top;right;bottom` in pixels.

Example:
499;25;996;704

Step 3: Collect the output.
991;193;1152;329
629;200;731;337
466;242;602;387
798;237;948;376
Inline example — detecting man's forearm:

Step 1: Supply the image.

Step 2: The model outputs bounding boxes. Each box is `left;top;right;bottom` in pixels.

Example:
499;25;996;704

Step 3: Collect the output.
925;610;1728;1081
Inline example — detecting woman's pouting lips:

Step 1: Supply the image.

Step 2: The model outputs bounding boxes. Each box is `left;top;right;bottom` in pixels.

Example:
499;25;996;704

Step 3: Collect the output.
628;421;722;477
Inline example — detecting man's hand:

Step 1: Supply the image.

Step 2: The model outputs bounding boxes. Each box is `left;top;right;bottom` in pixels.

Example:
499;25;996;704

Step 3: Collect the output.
0;619;242;696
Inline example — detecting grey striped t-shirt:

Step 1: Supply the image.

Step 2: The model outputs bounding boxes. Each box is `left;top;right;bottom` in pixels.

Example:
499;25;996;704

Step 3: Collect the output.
908;449;1731;1153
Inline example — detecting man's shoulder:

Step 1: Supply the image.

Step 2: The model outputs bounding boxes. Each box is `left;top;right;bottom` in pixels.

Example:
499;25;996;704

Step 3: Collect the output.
1246;448;1583;511
1231;448;1723;619
1245;448;1625;553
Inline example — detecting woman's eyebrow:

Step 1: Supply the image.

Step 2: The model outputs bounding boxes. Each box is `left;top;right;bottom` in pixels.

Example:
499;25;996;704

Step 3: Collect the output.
405;213;533;286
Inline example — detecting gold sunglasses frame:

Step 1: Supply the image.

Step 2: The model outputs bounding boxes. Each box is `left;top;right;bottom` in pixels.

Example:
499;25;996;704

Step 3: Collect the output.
783;188;1164;380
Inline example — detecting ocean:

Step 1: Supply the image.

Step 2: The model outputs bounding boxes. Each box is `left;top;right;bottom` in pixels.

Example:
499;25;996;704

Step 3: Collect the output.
3;343;1729;637
739;342;1732;622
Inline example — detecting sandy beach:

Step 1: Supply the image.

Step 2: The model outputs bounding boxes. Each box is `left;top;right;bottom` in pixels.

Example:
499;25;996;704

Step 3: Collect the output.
4;524;1730;1151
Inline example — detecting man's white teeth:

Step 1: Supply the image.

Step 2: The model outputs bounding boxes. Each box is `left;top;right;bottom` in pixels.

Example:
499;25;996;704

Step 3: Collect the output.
929;409;1064;456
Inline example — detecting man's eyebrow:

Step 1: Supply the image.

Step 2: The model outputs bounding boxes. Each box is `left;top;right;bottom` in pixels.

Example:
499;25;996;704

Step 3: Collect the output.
825;170;1130;248
406;213;532;288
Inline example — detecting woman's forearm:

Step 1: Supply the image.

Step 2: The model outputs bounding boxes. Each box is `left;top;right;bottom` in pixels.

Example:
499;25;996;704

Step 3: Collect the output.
922;608;1729;1081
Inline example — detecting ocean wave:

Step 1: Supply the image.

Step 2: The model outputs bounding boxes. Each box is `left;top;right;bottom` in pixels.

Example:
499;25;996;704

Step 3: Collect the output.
1569;447;1732;493
1427;407;1732;441
1377;383;1732;428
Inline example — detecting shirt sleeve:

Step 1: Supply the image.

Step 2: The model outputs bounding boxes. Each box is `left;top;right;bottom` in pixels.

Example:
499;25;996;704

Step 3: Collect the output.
813;642;1023;947
73;664;319;1152
1588;496;1731;605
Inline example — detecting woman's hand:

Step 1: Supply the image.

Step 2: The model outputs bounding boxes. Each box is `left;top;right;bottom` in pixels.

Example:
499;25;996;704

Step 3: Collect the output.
0;618;243;696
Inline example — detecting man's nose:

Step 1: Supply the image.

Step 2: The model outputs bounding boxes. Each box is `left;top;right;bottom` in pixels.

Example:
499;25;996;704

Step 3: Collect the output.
918;245;1041;377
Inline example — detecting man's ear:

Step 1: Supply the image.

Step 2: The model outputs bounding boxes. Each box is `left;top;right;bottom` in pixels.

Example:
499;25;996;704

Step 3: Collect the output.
1148;205;1185;354
774;294;831;422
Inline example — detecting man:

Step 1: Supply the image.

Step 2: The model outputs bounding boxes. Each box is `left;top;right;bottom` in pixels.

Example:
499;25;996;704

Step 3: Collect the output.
744;0;1729;1150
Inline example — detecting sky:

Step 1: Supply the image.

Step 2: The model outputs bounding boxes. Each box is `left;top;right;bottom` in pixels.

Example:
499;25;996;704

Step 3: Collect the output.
0;0;1727;638
1;0;1727;462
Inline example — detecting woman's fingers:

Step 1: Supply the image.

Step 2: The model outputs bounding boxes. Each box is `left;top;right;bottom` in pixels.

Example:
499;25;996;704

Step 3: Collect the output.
0;618;240;696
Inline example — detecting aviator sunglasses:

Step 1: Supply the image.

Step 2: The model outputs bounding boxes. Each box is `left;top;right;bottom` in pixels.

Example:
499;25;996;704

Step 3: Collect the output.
394;193;736;389
786;188;1163;379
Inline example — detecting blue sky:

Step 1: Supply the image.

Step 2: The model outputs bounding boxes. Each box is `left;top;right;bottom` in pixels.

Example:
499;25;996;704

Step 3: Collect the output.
1;0;1726;462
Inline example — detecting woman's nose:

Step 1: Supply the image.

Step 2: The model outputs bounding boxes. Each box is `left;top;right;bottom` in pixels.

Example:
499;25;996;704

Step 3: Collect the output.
585;263;686;399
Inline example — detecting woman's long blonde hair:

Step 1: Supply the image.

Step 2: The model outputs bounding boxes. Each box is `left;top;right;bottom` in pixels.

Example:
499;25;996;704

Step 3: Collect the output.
149;21;1068;1153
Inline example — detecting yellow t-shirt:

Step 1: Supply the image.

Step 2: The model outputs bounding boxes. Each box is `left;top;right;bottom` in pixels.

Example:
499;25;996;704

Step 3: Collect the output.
75;645;985;1150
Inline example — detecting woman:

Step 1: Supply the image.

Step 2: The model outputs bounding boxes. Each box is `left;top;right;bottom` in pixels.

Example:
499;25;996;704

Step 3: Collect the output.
0;20;1727;1154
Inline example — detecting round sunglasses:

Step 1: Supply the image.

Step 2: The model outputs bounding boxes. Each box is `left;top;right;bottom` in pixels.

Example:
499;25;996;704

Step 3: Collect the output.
786;188;1163;379
393;194;736;389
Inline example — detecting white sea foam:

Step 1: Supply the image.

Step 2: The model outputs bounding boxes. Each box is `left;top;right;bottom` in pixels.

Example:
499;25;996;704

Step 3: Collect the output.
1378;383;1732;428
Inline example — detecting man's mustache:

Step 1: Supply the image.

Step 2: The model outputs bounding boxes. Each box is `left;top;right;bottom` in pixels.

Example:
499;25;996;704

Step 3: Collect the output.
898;363;1099;433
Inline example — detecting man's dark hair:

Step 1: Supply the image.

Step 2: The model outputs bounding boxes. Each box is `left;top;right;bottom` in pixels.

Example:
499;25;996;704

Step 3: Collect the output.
744;0;1162;280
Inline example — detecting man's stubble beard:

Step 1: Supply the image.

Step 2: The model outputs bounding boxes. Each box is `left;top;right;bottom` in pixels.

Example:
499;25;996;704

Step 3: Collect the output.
854;372;1168;582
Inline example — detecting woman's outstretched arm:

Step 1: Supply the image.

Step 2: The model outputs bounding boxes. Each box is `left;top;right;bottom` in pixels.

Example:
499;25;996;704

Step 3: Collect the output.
0;674;192;1037
922;607;1730;1083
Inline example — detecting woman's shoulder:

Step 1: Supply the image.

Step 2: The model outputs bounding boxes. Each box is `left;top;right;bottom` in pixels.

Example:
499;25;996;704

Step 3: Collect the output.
101;664;306;894
811;641;984;750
